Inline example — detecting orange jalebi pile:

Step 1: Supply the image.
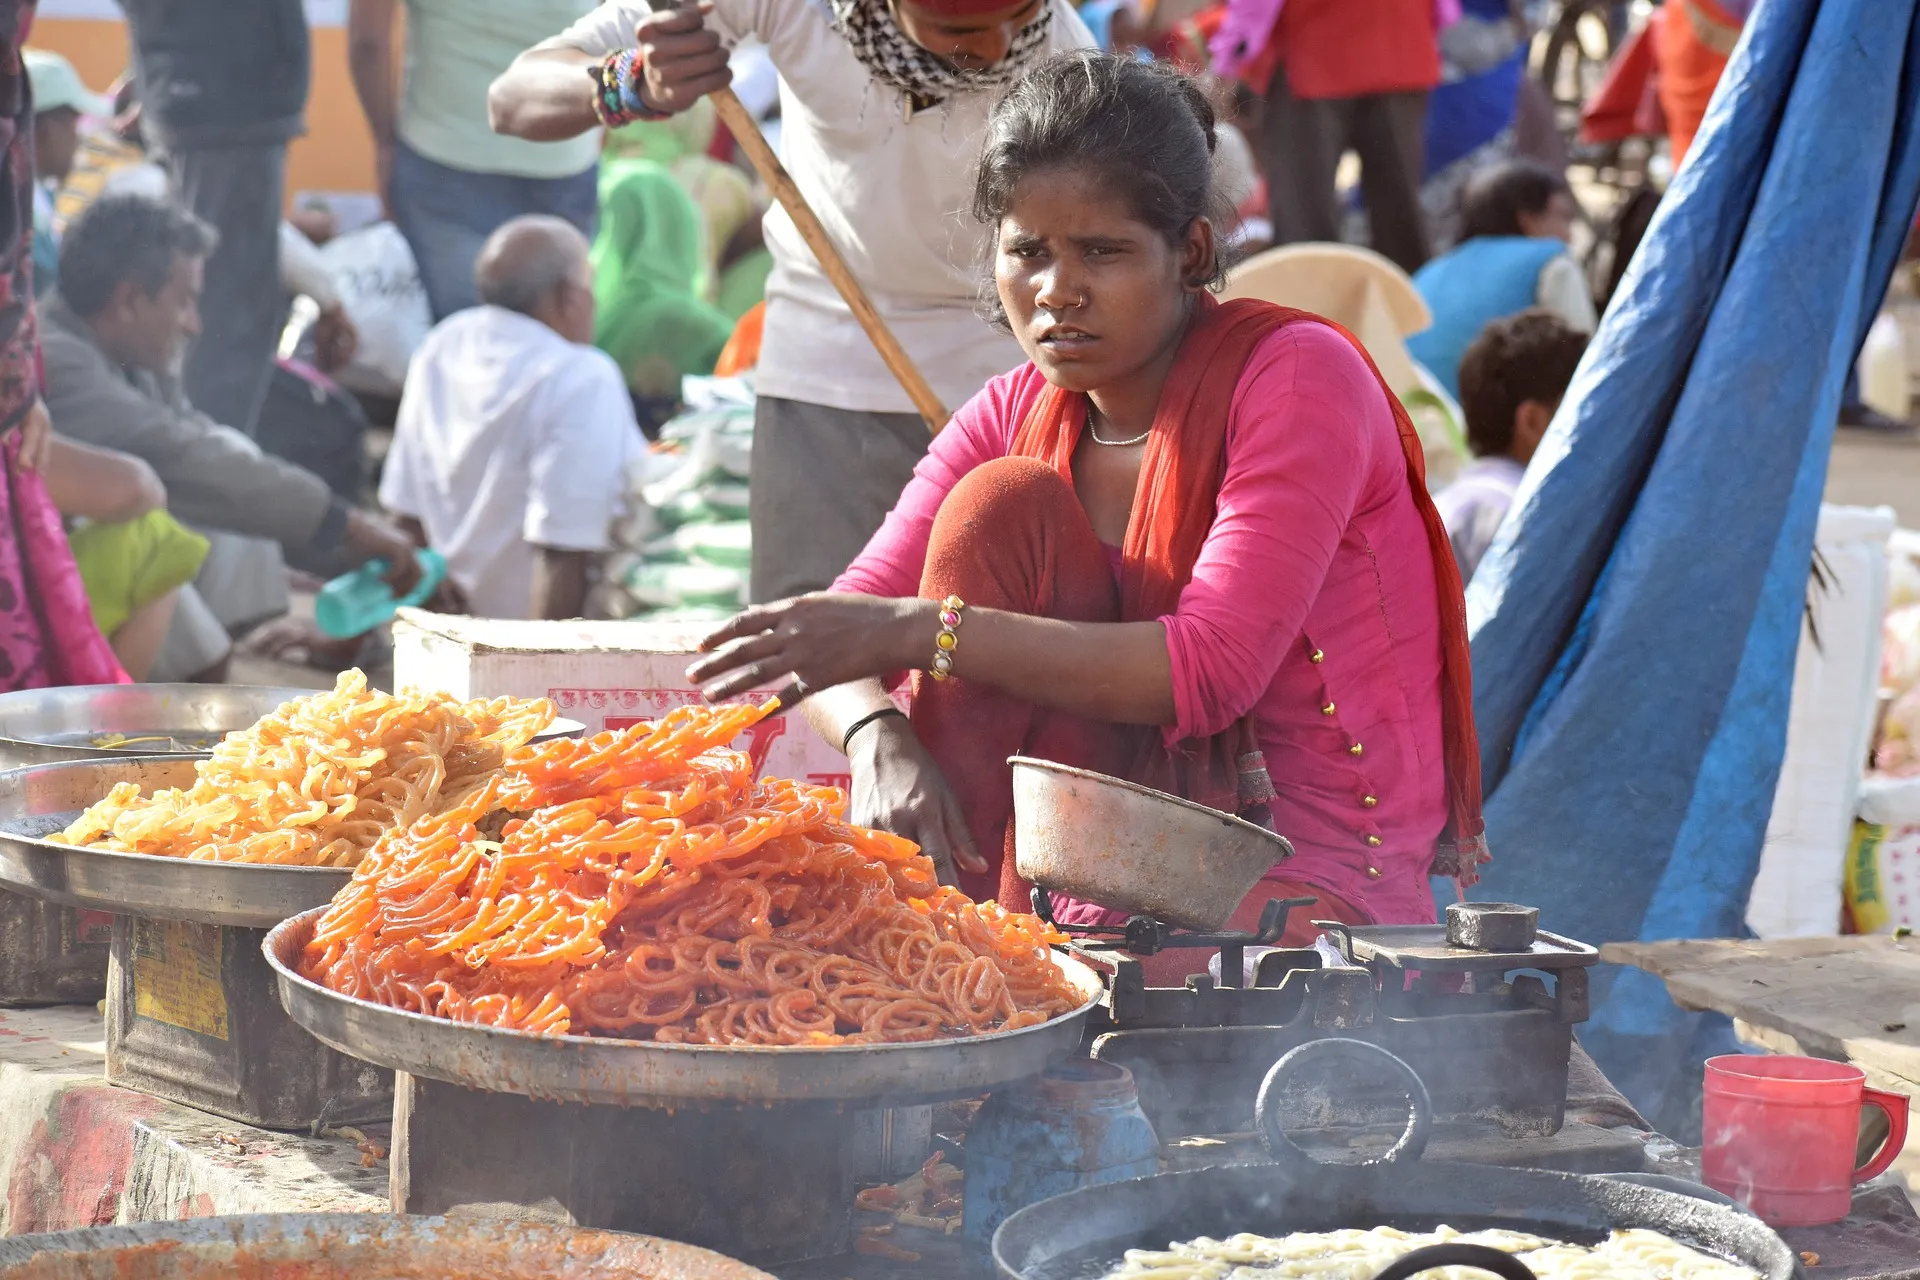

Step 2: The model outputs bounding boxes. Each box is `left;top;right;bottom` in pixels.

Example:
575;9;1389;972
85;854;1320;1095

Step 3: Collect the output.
53;671;554;867
297;700;1082;1045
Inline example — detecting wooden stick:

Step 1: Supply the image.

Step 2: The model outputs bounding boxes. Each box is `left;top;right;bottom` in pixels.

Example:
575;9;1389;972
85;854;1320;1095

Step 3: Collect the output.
705;87;951;433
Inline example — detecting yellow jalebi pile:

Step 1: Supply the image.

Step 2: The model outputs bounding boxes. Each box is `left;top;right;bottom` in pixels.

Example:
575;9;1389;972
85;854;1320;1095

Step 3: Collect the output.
298;700;1083;1045
53;670;553;868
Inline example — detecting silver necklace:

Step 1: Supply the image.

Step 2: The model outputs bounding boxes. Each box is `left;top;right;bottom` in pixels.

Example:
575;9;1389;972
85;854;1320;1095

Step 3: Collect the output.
1087;405;1151;447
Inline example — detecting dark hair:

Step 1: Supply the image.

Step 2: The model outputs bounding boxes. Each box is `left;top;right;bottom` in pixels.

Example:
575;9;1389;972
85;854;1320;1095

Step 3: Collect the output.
1458;309;1589;457
1458;159;1573;241
971;51;1227;322
59;194;217;316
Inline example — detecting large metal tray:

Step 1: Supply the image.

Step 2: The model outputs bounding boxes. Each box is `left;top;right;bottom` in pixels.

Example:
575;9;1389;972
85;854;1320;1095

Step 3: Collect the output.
0;1212;773;1279
0;757;349;929
0;683;312;768
266;908;1103;1107
0;684;584;770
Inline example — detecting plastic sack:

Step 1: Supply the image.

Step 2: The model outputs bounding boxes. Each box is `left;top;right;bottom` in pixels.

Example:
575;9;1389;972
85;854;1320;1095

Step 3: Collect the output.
1845;818;1920;933
319;223;432;398
1846;777;1920;932
1883;603;1920;700
1858;310;1911;422
1888;528;1920;611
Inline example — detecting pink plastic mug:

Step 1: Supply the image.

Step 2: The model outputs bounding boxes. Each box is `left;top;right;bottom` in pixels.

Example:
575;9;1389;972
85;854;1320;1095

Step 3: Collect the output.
1702;1054;1910;1227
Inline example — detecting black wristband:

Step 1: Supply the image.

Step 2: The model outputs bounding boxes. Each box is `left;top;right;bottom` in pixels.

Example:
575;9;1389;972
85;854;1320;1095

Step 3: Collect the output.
841;707;908;755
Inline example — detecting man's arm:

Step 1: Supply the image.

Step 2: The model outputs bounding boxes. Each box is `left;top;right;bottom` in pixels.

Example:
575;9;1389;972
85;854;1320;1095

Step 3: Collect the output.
531;547;594;619
489;46;604;141
41;436;166;524
347;0;401;204
489;4;734;141
43;331;334;546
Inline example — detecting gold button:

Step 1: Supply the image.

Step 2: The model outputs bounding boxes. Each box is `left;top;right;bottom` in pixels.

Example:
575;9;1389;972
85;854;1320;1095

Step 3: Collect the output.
1366;835;1382;847
1349;742;1364;757
1310;649;1325;664
1362;795;1378;808
1321;702;1337;716
1365;866;1383;879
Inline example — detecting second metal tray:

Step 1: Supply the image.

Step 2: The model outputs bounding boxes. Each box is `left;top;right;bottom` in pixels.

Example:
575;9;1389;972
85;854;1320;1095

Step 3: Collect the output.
267;908;1103;1107
0;757;349;929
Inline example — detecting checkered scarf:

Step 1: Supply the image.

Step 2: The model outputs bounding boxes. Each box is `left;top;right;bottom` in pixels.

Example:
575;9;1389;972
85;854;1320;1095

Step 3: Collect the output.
826;0;1053;101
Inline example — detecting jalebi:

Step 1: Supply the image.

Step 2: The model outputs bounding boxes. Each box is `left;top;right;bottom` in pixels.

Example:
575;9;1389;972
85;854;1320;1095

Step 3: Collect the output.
298;699;1082;1045
52;671;554;867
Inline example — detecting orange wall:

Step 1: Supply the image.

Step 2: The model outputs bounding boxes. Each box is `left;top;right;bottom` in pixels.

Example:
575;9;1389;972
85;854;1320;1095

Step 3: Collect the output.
30;17;380;205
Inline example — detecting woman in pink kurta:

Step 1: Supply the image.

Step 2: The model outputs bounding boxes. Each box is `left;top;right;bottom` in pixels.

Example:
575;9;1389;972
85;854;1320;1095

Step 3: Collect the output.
829;318;1451;927
691;52;1485;956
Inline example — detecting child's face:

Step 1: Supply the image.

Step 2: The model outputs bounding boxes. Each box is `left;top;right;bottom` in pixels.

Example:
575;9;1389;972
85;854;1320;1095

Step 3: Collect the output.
1518;192;1579;244
1511;397;1561;466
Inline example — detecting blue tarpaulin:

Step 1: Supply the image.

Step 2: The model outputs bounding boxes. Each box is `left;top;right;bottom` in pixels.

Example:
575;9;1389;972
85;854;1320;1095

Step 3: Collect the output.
1461;0;1920;1131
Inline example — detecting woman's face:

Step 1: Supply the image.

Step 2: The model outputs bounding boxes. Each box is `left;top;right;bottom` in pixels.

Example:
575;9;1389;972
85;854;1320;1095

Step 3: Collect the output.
994;167;1213;394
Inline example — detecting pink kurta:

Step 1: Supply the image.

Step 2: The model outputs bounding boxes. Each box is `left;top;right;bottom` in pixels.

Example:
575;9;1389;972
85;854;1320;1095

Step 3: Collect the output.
835;321;1447;925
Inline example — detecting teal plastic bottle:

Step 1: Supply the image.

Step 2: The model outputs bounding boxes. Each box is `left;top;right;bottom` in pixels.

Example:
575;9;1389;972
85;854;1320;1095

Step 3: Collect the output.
314;548;448;638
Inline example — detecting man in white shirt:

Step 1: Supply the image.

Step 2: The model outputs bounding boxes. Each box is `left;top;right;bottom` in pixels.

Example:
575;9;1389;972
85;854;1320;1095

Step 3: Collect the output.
380;216;640;620
489;0;1092;602
349;0;602;320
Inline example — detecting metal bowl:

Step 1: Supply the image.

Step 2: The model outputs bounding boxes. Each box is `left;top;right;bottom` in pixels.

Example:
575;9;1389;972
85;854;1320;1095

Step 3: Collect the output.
0;756;351;928
0;1213;774;1279
1011;756;1293;931
0;683;312;768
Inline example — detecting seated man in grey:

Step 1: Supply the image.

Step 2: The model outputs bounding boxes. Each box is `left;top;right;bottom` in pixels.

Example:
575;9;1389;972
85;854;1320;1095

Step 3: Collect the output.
40;194;418;680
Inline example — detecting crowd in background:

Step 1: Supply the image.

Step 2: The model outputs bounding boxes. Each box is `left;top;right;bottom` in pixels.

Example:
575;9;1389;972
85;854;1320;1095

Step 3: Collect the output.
0;0;1767;694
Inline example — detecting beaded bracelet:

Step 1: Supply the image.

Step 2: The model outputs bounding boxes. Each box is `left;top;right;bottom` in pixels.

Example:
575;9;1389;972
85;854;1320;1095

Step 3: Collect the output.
590;48;669;128
928;595;965;681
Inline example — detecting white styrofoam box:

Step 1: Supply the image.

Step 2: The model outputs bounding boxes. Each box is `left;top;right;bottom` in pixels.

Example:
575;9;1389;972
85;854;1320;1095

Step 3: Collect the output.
1748;504;1899;939
391;611;852;790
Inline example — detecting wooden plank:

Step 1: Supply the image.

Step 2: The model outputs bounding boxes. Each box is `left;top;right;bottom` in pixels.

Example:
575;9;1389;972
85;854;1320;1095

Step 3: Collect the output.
1600;937;1920;1087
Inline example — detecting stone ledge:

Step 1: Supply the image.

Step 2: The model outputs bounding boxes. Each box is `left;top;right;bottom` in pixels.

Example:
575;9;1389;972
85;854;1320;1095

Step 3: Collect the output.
0;1005;385;1235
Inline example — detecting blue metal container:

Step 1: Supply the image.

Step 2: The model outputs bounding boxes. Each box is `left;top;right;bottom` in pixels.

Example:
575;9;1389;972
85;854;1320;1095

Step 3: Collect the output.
963;1058;1159;1250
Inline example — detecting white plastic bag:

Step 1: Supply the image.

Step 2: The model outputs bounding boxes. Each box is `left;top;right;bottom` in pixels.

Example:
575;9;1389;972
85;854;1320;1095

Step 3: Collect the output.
318;222;431;398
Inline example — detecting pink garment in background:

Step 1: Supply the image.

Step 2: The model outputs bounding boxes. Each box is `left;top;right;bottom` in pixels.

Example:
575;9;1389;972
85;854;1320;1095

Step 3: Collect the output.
835;321;1449;927
0;432;129;689
0;0;128;691
1211;0;1459;80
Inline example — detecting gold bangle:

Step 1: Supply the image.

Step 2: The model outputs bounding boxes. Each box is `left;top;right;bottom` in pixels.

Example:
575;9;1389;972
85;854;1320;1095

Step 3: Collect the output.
929;595;964;681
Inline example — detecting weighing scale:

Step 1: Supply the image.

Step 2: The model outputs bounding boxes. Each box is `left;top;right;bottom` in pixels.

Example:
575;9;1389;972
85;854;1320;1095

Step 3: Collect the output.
0;756;386;1129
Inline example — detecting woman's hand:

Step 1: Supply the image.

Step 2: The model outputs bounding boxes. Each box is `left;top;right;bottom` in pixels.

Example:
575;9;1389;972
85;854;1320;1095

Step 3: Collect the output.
689;593;933;703
851;716;988;885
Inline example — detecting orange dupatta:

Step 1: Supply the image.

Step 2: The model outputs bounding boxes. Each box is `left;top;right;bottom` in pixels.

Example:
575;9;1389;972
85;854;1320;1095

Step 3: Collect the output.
1009;296;1490;882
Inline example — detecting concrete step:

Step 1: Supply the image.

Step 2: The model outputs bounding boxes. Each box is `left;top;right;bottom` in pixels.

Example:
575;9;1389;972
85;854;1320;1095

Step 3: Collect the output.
0;1005;384;1235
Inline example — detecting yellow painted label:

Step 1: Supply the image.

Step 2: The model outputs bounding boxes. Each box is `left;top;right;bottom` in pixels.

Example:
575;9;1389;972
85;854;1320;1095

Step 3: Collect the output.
132;918;229;1041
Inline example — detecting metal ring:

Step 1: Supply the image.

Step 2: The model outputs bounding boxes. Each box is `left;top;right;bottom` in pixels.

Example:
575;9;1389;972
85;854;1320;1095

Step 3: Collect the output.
1371;1244;1540;1280
1255;1038;1432;1178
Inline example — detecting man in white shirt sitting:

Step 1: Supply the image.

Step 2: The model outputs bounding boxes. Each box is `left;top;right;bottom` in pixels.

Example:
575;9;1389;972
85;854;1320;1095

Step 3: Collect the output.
379;215;640;620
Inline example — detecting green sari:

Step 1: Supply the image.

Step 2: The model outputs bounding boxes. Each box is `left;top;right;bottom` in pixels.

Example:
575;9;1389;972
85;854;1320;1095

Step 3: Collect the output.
591;158;737;399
